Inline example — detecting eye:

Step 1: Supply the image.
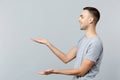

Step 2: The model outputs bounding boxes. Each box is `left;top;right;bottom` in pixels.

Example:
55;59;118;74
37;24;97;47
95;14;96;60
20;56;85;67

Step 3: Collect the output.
80;15;83;19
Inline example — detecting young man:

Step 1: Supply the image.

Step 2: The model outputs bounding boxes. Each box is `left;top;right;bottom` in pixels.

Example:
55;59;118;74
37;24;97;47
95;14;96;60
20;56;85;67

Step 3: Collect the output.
32;7;103;80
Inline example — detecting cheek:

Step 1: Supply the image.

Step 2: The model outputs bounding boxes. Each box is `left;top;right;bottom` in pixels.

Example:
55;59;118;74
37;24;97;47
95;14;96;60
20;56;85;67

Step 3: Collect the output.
80;18;85;22
84;18;89;23
80;18;88;24
81;19;86;24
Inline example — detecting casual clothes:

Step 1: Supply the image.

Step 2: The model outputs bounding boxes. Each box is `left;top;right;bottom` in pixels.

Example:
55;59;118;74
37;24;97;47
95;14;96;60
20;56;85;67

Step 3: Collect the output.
73;35;103;80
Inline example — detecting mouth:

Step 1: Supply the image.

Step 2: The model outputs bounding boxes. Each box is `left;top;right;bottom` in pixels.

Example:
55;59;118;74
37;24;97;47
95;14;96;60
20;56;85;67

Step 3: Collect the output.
79;21;82;25
80;23;82;26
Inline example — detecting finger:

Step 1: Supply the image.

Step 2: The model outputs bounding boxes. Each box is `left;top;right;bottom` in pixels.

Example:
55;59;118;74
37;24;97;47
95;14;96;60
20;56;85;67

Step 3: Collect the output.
32;39;40;43
31;38;37;41
45;69;53;72
37;71;45;75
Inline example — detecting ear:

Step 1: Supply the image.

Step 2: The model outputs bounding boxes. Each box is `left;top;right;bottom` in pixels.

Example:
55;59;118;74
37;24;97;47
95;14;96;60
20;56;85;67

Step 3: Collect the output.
89;17;94;24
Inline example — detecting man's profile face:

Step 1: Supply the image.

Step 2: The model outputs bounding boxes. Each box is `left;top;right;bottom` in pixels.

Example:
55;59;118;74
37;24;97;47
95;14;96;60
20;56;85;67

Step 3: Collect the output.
78;10;91;30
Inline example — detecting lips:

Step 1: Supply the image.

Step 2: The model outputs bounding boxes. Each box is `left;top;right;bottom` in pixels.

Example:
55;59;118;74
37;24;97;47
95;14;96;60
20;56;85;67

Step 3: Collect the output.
80;22;82;25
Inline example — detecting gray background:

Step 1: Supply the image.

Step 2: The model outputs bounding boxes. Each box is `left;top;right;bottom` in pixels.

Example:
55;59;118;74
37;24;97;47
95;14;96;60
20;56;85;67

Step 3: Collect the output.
0;0;120;80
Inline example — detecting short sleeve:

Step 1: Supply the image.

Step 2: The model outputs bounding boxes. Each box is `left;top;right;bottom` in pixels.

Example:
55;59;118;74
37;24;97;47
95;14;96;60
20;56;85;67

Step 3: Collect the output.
85;41;103;63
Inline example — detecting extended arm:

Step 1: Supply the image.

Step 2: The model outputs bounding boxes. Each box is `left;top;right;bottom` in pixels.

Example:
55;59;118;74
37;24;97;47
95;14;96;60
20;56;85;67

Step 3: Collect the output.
38;58;95;77
32;38;77;63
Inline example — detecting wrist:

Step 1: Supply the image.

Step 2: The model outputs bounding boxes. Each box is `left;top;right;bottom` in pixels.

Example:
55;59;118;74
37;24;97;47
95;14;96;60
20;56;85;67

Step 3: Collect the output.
46;42;51;47
52;69;59;74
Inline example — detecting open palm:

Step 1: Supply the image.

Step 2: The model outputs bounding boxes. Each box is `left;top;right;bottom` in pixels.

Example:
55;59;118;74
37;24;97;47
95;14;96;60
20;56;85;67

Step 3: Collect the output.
32;38;49;45
37;69;54;75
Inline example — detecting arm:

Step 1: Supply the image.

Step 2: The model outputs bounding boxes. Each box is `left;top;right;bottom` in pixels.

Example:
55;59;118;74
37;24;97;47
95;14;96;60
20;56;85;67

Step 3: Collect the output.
38;58;95;77
32;38;77;63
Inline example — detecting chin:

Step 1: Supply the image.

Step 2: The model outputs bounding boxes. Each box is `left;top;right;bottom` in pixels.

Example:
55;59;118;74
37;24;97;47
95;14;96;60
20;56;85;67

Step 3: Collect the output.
80;27;84;30
81;27;87;30
80;28;84;30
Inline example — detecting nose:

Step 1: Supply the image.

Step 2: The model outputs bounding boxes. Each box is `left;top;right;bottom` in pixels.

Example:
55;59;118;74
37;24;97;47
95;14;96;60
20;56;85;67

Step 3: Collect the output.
78;17;81;23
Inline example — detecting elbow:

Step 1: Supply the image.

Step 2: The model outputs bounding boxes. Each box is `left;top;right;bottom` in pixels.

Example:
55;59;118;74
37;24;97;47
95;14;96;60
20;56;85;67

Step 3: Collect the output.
63;60;69;64
80;73;86;77
64;62;68;64
77;73;86;77
63;58;69;64
62;55;72;64
77;71;87;77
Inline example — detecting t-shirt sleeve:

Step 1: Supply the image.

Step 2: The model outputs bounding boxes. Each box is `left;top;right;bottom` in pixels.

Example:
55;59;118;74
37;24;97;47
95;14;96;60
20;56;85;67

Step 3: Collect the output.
85;41;103;63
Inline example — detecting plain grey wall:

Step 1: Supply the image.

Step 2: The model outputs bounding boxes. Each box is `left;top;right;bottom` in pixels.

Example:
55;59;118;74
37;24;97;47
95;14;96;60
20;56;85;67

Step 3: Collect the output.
0;0;120;80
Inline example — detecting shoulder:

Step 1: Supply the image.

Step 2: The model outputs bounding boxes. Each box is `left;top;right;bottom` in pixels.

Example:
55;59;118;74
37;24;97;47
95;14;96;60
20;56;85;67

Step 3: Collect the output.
91;36;102;43
89;36;103;48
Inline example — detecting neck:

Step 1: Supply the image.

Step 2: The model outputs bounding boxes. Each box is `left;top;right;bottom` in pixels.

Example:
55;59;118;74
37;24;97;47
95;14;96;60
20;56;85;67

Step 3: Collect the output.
85;25;97;38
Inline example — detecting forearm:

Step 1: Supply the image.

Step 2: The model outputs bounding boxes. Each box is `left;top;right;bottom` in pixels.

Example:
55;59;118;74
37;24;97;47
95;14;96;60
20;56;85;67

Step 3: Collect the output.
52;68;84;77
32;38;76;63
51;59;95;77
46;43;67;63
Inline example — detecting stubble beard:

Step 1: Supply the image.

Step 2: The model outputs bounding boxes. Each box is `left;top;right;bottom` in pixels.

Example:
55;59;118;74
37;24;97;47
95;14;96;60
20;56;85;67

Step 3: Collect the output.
80;26;88;30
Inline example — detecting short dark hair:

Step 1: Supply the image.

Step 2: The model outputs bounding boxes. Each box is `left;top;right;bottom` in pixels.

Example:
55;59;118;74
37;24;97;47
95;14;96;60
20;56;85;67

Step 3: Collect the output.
83;7;100;24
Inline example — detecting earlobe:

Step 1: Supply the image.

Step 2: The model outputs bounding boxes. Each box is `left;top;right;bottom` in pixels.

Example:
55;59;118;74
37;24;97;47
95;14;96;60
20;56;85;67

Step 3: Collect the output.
89;17;94;24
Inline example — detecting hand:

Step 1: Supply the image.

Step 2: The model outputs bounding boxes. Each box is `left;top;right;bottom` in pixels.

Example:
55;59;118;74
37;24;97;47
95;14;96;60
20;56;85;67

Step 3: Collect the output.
32;38;50;46
37;69;54;75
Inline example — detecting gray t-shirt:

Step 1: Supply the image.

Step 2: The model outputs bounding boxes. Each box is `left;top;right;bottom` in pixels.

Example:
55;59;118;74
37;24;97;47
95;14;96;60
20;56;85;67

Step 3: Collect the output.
73;35;103;80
